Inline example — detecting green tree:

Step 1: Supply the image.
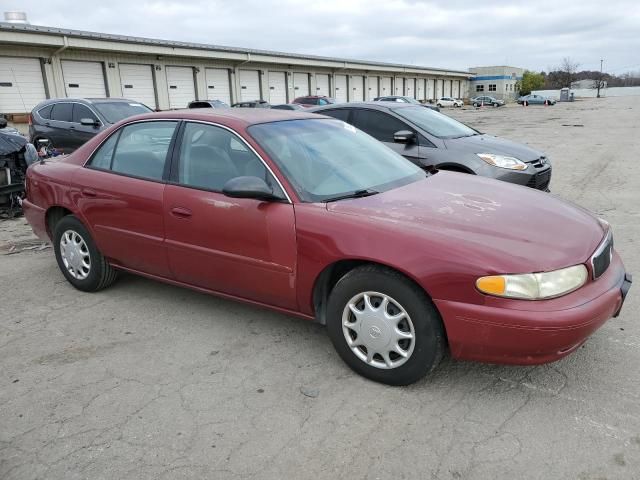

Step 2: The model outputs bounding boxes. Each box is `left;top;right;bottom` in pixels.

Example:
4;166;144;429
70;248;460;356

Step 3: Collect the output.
516;71;546;95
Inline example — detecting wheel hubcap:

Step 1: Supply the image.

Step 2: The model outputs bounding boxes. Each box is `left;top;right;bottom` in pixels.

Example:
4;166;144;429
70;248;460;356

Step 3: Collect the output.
60;230;91;280
342;291;415;369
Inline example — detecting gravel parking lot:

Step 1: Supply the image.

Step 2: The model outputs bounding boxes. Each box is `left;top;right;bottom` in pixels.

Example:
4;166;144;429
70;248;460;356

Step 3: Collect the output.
1;96;639;480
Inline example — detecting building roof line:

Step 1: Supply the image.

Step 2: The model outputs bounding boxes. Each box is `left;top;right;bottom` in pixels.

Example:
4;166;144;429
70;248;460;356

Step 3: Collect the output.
0;22;472;76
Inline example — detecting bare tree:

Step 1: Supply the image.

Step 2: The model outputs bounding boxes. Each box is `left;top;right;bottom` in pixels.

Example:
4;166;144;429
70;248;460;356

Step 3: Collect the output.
559;57;580;88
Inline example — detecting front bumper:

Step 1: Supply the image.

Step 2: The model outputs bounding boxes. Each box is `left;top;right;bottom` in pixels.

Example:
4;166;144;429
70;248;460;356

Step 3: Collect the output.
434;254;630;365
488;164;552;191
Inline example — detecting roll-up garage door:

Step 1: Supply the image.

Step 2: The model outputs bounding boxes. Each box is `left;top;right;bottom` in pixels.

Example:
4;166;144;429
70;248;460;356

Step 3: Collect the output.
268;71;287;104
62;60;106;98
350;75;364;102
444;80;452;97
404;78;415;98
315;74;330;97
416;79;425;101
381;77;392;96
119;64;156;109
367;76;379;100
334;75;347;103
239;70;261;102
426;79;434;100
455;80;461;98
166;66;196;109
293;73;309;97
205;68;231;105
394;77;403;95
0;57;47;113
436;79;443;99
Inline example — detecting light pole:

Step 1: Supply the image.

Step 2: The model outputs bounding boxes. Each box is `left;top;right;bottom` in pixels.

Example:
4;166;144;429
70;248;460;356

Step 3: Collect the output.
597;59;603;98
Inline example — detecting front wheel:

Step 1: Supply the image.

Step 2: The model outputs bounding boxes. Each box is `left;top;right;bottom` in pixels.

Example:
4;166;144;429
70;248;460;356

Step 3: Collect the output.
493;103;499;107
53;215;118;292
326;265;445;385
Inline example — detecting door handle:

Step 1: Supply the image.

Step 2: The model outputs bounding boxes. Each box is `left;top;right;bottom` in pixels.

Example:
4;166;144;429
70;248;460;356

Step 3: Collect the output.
81;188;97;197
170;207;192;218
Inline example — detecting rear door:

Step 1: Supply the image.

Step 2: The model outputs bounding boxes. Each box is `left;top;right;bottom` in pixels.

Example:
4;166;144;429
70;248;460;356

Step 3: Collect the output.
47;102;75;151
75;120;179;276
351;108;422;164
163;121;297;309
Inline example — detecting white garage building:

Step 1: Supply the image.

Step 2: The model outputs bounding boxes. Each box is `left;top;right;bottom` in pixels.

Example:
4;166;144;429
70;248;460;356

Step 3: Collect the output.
0;21;472;117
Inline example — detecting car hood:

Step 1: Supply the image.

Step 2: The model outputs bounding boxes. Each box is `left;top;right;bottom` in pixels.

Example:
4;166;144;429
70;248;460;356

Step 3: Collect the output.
326;173;604;274
444;134;543;162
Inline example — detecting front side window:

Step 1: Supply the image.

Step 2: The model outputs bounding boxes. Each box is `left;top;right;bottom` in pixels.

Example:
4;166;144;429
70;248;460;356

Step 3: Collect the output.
352;109;408;143
394;106;478;139
177;122;281;194
248;119;424;203
89;121;177;181
72;104;98;124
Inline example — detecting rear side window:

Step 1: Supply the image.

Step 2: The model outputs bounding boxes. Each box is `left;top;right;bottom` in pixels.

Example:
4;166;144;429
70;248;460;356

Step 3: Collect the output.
37;104;53;120
72;104;98;123
88;121;178;181
51;103;73;122
352;109;408;142
319;109;351;122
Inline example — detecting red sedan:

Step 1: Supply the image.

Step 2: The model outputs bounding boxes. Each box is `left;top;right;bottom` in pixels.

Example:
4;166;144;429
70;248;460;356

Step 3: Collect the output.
22;109;631;385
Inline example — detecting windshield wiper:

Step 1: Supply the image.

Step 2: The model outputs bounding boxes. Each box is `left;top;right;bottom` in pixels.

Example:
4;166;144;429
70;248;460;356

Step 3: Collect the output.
323;189;379;203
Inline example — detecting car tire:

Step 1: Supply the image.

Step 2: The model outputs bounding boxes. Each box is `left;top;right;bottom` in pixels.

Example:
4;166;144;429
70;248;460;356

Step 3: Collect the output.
493;103;499;107
53;215;118;292
326;265;445;386
473;103;479;107
436;103;442;108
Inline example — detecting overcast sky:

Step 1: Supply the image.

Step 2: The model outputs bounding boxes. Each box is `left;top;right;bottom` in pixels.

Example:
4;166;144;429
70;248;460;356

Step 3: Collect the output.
8;0;640;74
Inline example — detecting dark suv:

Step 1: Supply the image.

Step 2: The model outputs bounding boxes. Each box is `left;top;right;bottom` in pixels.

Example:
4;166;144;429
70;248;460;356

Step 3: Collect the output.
29;98;152;152
309;102;552;190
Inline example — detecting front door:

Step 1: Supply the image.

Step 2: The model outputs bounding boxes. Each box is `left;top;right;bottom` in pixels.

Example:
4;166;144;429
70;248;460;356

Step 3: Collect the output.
163;121;298;309
75;120;179;277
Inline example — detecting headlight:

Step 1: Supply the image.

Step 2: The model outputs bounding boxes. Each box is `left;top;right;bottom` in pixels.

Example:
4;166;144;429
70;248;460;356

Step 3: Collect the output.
477;153;527;170
476;265;588;300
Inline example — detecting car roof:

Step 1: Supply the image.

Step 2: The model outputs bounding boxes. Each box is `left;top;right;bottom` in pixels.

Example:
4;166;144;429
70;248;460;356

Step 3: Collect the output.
121;108;323;128
38;97;143;105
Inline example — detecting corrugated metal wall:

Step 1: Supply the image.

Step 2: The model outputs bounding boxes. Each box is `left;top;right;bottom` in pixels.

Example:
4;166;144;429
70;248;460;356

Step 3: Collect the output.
0;44;471;114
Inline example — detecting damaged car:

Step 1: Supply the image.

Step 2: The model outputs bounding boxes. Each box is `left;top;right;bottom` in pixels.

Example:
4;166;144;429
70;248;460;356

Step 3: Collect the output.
0;118;38;217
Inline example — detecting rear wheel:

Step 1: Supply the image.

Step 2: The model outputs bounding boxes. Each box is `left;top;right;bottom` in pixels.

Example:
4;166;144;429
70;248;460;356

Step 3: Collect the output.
53;215;118;292
493;103;499;107
326;265;445;385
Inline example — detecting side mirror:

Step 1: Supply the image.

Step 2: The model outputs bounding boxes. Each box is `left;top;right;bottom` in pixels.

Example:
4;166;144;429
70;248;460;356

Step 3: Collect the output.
80;118;100;127
0;118;7;129
222;176;283;201
393;130;416;144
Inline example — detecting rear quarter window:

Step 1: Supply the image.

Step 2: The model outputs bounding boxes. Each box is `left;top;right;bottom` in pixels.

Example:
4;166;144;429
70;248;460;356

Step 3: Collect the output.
37;104;53;120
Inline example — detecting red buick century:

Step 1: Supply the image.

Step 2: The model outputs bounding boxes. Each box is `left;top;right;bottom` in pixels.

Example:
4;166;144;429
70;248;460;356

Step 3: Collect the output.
22;109;631;385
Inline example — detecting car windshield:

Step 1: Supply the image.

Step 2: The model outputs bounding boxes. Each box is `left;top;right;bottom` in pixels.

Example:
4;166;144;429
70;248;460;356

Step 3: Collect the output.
394;106;478;139
248;119;425;202
93;102;153;124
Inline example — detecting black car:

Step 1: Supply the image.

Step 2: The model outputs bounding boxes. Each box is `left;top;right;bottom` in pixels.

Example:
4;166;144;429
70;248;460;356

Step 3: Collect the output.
187;99;230;109
231;100;270;108
373;96;440;112
270;104;305;111
29;98;153;153
308;102;552;190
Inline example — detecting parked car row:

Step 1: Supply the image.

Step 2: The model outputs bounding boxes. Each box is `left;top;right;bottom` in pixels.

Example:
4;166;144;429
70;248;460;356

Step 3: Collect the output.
21;103;631;385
